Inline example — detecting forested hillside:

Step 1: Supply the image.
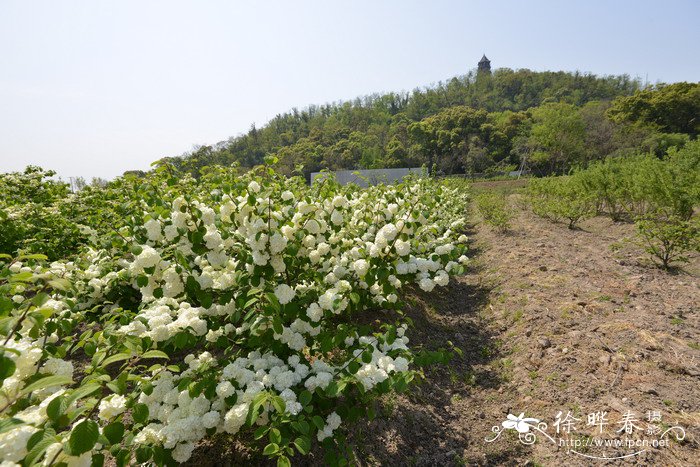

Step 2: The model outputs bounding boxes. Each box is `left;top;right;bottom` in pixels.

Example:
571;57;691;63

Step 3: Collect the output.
156;68;698;179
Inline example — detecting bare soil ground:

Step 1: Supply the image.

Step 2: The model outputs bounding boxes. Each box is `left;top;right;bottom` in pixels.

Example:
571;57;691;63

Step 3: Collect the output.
346;193;700;466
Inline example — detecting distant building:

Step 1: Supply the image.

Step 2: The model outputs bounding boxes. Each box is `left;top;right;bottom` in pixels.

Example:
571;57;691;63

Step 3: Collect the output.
477;54;491;74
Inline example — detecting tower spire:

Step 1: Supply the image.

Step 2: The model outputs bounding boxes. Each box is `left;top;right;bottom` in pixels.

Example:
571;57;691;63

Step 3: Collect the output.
478;54;491;74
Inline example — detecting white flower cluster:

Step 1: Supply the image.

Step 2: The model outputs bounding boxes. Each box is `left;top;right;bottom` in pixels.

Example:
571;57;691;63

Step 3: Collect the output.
354;327;410;390
98;395;127;420
0;338;43;407
0;338;76;465
273;283;295;305
317;412;341;441
1;172;471;465
119;298;208;342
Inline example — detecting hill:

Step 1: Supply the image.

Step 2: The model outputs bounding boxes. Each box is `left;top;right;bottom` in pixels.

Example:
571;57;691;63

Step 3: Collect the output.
158;65;698;179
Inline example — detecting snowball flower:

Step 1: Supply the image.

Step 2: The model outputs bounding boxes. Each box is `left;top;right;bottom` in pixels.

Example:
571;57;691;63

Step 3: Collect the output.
98;395;127;420
352;259;369;277
144;219;163;242
215;381;235;398
274;284;296;305
418;278;435;292
201;411;220;429
269;233;287;254
248;180;261;193
306;302;323;322
305;219;321;234
172;442;195;463
317;412;342;441
330;210;343;224
395;239;410;256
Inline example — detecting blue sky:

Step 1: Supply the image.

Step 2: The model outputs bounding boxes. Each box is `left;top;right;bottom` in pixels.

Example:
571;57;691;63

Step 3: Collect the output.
1;0;698;180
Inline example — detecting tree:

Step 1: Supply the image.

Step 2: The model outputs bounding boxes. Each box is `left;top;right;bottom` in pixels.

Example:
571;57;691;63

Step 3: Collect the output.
608;82;700;136
408;106;489;174
152;69;648;176
525;103;587;174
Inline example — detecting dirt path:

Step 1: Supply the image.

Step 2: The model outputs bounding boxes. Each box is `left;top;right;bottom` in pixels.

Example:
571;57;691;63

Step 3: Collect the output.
349;197;700;466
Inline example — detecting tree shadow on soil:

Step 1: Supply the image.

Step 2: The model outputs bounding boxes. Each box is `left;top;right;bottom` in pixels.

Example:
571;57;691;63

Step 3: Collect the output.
343;261;512;465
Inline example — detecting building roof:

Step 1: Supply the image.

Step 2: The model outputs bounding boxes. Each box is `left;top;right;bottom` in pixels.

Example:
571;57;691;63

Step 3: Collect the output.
479;54;490;64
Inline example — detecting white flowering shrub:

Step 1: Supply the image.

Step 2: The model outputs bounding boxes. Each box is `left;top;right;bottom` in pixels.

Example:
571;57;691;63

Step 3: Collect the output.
0;163;469;466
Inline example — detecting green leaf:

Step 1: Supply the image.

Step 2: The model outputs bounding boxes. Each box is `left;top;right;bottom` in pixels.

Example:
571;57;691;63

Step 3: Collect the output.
298;390;312;407
115;448;130;467
0;355;16;384
106;381;123;395
348;361;360;374
197;290;213;309
386;327;396;345
48;278;71;291
270;396;285;414
269;427;281;444
19;375;72;397
64;383;101;408
325;381;339;397
10;271;33;283
141;350;169;359
135;446;152;463
136;275;149;287
46;395;68;421
103;422;125;445
92;453;106;467
263;443;279;456
312;415;325;430
102;352;132;367
0;296;13;314
25;431;58;465
175;250;189;268
172;332;188;349
18;253;48;261
277;456;291;467
293;436;311;455
297;420;310;435
36;306;56;319
132;403;149;424
246;392;268;426
0;417;24;434
395;376;408;392
253;425;269;440
272;316;283;335
83;342;97;357
69;420;99;455
32;292;50;307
